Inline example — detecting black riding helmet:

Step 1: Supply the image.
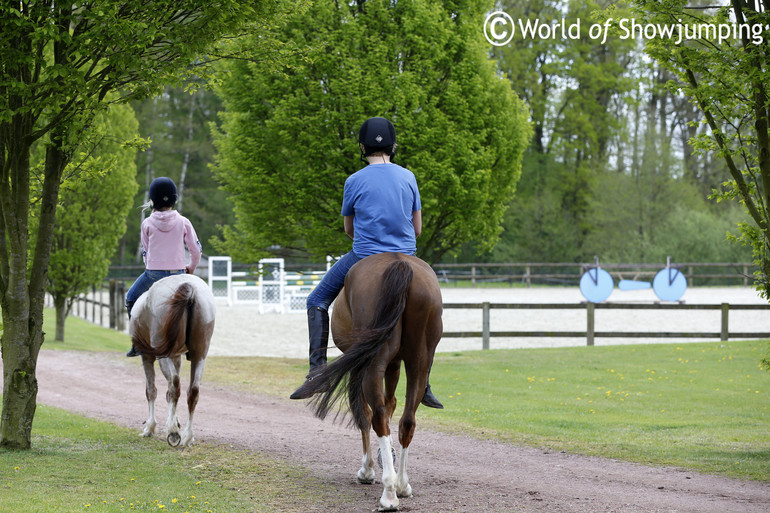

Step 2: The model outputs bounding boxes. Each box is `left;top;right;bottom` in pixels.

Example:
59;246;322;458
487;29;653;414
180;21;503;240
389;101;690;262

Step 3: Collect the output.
358;117;397;160
149;177;177;209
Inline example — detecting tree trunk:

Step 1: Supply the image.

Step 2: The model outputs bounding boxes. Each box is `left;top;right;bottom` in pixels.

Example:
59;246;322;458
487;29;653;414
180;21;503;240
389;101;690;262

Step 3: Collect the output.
1;126;66;449
54;295;68;342
177;92;196;214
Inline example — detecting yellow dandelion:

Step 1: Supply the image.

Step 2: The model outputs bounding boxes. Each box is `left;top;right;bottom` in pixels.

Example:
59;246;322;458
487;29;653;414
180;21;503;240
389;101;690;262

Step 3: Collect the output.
172;499;178;504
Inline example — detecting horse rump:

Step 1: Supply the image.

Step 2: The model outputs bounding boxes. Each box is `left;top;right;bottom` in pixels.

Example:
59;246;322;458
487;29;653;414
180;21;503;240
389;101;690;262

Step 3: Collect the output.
132;281;196;358
159;282;195;357
304;259;413;430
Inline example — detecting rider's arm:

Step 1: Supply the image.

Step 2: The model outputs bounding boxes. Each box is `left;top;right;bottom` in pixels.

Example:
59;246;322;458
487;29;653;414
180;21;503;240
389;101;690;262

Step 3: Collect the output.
412;210;422;238
344;215;354;239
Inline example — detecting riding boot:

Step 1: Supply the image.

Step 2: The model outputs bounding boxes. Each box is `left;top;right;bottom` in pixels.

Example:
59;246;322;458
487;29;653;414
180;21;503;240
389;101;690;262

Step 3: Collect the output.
421;382;443;409
307;306;330;374
421;363;443;409
125;300;142;358
290;307;329;399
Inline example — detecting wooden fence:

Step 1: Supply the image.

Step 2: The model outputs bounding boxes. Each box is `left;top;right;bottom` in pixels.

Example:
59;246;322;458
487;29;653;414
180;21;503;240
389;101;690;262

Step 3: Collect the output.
52;280;127;331
442;302;770;349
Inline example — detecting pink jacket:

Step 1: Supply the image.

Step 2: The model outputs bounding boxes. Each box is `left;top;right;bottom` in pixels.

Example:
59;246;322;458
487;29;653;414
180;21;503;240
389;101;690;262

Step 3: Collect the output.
141;210;202;272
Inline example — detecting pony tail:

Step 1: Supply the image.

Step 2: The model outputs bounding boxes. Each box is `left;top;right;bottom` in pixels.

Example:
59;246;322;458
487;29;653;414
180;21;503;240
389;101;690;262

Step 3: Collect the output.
307;259;414;430
158;283;195;357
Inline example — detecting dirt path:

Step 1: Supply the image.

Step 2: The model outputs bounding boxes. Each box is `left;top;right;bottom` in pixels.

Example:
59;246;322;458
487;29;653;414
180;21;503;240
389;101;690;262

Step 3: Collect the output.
36;350;768;512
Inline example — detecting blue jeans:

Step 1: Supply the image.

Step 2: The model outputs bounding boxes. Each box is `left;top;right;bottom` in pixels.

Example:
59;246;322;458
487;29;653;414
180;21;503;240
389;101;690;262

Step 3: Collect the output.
306;251;363;310
126;269;185;307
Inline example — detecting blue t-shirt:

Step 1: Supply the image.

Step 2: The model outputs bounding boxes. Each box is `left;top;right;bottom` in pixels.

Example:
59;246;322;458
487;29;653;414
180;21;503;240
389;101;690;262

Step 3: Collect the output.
341;163;421;257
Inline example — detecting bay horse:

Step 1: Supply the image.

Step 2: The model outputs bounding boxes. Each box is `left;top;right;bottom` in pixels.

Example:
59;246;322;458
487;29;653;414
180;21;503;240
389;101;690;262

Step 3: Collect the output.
129;273;216;447
292;252;443;511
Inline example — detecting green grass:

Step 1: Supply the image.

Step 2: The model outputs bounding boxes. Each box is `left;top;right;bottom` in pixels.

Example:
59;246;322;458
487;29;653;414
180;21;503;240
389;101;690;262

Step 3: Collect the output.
423;341;770;480
0;404;350;512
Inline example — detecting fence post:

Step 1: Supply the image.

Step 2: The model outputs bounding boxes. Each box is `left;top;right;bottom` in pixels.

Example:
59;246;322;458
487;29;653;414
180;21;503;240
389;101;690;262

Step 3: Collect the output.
116;281;126;332
91;285;96;323
109;280;117;329
482;302;490;350
525;265;531;287
471;266;476;287
721;303;729;341
586;302;595;346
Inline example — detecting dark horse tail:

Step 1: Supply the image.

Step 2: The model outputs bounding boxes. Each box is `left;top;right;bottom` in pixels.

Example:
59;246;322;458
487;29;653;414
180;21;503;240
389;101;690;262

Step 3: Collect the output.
308;259;413;430
157;283;196;358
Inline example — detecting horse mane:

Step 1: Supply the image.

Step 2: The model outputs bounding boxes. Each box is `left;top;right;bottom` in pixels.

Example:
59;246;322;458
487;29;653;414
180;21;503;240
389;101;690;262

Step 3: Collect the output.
157;282;195;358
308;259;414;430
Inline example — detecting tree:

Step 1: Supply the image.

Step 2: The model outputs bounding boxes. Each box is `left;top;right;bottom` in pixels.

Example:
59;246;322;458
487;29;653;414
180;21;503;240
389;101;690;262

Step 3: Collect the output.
211;0;532;264
121;86;231;266
0;1;278;450
489;0;636;262
38;103;139;342
633;0;769;286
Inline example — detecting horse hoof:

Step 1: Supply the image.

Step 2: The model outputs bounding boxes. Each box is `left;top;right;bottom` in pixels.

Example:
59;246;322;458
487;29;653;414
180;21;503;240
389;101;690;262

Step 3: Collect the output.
378;503;398;512
357;473;375;484
167;432;181;447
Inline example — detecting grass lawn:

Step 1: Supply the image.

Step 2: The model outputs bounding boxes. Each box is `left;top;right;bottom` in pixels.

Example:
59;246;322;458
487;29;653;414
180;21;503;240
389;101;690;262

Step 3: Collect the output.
0;404;344;512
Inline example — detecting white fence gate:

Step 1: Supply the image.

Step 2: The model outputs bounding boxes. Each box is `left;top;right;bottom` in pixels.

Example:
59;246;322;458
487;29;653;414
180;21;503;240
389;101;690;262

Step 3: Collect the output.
210;256;325;313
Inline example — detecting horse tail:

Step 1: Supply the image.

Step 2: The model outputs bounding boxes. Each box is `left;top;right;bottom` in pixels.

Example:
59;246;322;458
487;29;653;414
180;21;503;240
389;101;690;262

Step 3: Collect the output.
158;282;196;358
309;259;413;430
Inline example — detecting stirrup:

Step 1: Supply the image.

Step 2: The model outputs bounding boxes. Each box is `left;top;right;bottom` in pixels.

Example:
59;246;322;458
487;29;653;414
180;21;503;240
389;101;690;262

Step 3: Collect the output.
126;346;142;358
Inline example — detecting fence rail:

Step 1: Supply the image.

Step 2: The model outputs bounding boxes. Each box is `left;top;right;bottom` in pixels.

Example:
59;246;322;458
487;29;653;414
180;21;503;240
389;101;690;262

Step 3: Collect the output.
433;262;754;287
442;302;770;349
50;280;127;332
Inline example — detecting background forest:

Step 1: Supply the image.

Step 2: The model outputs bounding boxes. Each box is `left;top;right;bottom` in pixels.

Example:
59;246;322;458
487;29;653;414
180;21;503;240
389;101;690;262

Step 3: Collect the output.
114;0;752;267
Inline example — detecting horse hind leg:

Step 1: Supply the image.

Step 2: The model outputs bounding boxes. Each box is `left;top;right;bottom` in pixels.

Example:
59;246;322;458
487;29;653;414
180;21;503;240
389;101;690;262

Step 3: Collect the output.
369;370;400;511
357;426;375;484
159;357;182;447
180;358;206;447
394;358;428;499
141;355;158;438
377;435;399;511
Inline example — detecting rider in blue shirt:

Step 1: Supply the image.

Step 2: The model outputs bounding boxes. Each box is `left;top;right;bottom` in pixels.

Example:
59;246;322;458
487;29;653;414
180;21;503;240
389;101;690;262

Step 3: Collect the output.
292;117;442;408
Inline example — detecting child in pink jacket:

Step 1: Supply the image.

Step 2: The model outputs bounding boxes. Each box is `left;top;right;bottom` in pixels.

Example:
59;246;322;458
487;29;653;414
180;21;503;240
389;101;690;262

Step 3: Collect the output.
125;177;202;357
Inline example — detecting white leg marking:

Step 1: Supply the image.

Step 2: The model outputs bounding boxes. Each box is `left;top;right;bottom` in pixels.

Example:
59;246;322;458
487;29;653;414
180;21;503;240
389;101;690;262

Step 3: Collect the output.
377;435;399;511
396;447;412;498
142;398;156;438
180;359;206;447
357;451;375;484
